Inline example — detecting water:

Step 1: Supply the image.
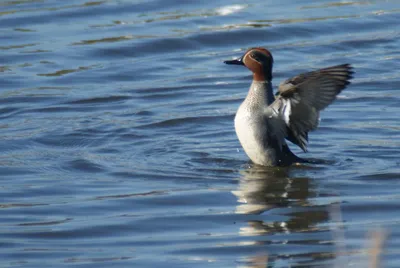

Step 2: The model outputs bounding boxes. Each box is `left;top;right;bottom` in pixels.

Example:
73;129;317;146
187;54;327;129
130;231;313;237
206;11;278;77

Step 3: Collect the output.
1;0;400;267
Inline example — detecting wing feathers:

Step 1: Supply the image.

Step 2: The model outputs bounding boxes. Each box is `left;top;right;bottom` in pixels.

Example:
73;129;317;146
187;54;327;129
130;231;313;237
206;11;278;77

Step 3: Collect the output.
274;64;353;152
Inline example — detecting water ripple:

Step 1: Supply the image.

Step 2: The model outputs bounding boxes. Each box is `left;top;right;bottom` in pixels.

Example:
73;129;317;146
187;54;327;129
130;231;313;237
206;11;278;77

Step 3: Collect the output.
1;0;400;267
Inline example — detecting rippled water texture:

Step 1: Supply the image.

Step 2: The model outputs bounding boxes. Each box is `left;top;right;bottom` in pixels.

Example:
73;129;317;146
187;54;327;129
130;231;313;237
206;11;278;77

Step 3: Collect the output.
1;0;400;267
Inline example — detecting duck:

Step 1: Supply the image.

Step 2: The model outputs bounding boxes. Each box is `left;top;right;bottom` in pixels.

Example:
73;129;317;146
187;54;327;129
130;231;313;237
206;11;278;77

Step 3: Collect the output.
224;47;353;166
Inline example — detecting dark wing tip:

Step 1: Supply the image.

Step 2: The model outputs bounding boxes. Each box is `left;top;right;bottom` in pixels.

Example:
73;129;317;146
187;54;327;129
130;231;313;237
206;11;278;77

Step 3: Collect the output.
343;64;354;88
341;63;355;79
324;63;354;92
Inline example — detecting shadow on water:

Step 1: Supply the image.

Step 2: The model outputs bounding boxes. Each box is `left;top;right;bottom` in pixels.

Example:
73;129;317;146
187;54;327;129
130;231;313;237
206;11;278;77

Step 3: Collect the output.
233;164;336;267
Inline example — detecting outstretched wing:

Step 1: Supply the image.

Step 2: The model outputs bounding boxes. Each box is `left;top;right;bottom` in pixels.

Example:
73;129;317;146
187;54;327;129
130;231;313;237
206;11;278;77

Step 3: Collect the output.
269;64;353;152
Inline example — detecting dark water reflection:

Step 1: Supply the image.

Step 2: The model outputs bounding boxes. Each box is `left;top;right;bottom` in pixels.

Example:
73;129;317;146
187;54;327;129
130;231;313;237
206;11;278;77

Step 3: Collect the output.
234;166;314;215
1;0;400;267
233;165;334;267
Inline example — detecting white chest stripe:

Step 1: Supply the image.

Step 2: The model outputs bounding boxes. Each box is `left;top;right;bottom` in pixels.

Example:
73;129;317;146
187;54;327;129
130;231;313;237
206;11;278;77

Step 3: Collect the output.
282;99;291;126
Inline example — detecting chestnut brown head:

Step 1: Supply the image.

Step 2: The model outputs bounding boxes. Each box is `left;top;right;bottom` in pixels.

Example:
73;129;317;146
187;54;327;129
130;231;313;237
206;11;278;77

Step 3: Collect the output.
224;47;274;81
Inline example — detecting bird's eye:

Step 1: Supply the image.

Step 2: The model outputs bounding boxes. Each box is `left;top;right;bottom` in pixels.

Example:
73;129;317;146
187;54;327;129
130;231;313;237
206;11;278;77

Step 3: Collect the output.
250;53;261;63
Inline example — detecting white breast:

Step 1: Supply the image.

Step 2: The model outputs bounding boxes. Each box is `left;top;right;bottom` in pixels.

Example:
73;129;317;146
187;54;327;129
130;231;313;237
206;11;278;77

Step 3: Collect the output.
234;104;277;166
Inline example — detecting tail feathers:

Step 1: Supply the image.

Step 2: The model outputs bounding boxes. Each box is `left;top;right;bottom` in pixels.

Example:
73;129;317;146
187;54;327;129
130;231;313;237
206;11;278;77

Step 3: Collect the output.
279;145;309;166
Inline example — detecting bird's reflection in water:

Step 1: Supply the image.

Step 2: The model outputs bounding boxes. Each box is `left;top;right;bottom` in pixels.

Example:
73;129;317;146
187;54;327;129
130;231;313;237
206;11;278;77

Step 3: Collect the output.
240;254;270;268
233;164;335;267
232;164;314;216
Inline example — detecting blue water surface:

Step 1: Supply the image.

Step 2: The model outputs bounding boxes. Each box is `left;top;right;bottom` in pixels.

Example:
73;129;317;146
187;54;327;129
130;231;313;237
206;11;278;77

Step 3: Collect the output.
1;0;400;267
